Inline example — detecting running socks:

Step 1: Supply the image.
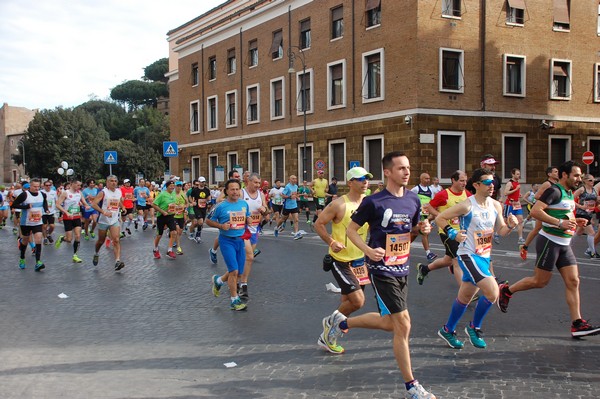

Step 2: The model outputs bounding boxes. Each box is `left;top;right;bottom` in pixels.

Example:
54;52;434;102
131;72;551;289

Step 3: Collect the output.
73;240;80;254
445;298;468;332
472;296;493;329
35;244;42;262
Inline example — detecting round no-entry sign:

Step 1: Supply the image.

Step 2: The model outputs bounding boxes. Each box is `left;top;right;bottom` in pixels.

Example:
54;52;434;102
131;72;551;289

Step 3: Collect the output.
582;151;594;165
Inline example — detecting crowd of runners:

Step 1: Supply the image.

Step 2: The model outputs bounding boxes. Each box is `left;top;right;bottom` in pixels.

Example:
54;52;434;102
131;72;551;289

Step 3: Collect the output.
2;151;600;399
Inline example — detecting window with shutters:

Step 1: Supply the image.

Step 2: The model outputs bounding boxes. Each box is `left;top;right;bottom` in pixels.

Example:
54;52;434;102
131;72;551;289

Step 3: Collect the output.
208;154;218;185
327;60;346;109
503;54;526;97
440;48;464;93
506;0;525;25
300;19;311;50
270;30;283;60
246;84;260;123
329;140;346;184
331;6;343;39
296;69;313;115
207;96;218;131
248;39;258;67
270;77;285;120
437;131;465;184
362;49;384;102
442;0;461;18
191;63;199;86
502;134;526;181
208;56;216;80
248;149;260;174
365;0;381;28
225;90;237;128
553;0;570;31
549;136;571;167
550;59;571;100
272;146;286;183
364;135;384;182
227;152;238;173
297;143;313;182
227;48;236;75
191;156;200;181
190;101;200;133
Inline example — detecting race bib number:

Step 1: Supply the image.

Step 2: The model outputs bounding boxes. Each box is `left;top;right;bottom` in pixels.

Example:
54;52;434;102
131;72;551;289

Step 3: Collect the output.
474;230;493;257
384;233;410;266
250;212;261;226
585;200;596;211
175;205;185;215
107;198;120;211
167;203;176;214
317;197;325;206
273;197;282;205
68;205;81;216
47;199;54;207
125;193;133;200
229;211;246;229
28;208;42;223
350;258;370;285
198;199;207;208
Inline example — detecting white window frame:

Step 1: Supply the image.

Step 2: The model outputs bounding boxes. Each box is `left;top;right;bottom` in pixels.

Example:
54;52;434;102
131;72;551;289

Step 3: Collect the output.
227;49;236;75
365;2;381;29
442;0;462;19
594;63;600;103
327;59;346;110
225;89;238;128
249;39;259;68
361;48;385;103
549;58;572;100
549;135;572;167
270;77;285;121
227;151;239;173
208;154;218;185
191;63;199;87
296;68;314;116
208;56;217;81
363;134;384;183
246;84;260;124
190;100;200;134
207;95;218;131
503;54;526;98
437;131;465;184
439;48;464;94
297;142;314;181
501;133;527;182
329;139;347;184
272;146;286;183
248;148;260;174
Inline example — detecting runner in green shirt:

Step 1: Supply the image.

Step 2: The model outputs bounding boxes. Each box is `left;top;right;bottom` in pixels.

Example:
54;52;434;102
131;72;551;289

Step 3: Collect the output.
151;181;178;260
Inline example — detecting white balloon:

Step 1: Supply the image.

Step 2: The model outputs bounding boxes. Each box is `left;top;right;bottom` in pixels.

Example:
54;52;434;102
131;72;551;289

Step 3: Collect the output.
66;169;74;176
57;167;65;175
61;161;68;169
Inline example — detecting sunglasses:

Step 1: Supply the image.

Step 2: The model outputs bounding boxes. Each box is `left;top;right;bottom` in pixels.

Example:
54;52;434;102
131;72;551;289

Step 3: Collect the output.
478;179;494;186
351;176;368;182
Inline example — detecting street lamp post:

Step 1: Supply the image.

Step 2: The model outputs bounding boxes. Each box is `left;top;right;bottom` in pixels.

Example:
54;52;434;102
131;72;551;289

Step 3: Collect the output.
63;129;75;178
288;46;308;183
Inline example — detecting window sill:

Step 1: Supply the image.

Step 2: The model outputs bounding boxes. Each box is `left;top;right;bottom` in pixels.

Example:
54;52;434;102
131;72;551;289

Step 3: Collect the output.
272;56;283;61
366;24;381;31
226;124;238;129
552;27;570;33
327;104;346;111
503;93;526;98
440;89;464;94
270;115;285;121
362;96;384;104
247;119;260;125
505;22;524;27
207;127;218;132
192;84;199;88
249;64;258;69
209;78;216;82
296;110;314;116
190;130;201;135
330;36;343;42
227;72;236;76
550;96;571;101
441;15;461;20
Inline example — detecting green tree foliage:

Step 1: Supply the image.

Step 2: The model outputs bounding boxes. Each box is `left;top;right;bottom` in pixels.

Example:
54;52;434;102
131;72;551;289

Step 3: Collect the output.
77;100;132;140
107;138;166;182
144;58;168;83
23;107;109;182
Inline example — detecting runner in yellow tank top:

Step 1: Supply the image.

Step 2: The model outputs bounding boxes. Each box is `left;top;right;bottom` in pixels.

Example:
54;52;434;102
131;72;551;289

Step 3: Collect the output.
311;170;328;224
313;167;372;355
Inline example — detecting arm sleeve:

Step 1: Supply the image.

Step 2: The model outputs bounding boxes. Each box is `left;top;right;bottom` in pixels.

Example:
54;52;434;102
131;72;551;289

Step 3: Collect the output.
10;192;29;210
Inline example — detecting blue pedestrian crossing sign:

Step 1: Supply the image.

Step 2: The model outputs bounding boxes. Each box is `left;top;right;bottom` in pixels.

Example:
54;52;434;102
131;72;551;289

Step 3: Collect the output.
104;151;118;165
349;160;360;168
163;141;179;157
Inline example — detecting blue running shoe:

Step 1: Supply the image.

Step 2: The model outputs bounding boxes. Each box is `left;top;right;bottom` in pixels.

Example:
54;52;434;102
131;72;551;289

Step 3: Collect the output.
438;326;464;349
465;325;487;348
230;297;247;311
19;258;26;270
209;248;218;264
211;275;222;297
34;261;45;272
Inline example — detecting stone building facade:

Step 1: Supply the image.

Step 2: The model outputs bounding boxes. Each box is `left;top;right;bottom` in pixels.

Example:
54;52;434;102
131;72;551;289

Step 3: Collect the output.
166;0;600;186
0;103;37;183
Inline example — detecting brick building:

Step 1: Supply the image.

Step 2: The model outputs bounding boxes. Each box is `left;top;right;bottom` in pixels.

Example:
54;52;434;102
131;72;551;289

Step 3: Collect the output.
0;103;37;183
166;0;600;186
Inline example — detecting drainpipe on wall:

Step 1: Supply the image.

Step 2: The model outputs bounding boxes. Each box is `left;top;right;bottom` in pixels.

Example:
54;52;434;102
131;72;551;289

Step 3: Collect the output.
201;44;205;132
351;0;356;111
239;27;243;134
288;5;292;119
480;0;486;112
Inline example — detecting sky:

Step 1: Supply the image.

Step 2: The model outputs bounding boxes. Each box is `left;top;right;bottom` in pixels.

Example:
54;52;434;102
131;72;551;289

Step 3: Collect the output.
0;0;224;110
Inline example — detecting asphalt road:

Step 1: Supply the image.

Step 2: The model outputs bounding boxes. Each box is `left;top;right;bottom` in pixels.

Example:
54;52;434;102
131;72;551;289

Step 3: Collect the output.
0;219;598;399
